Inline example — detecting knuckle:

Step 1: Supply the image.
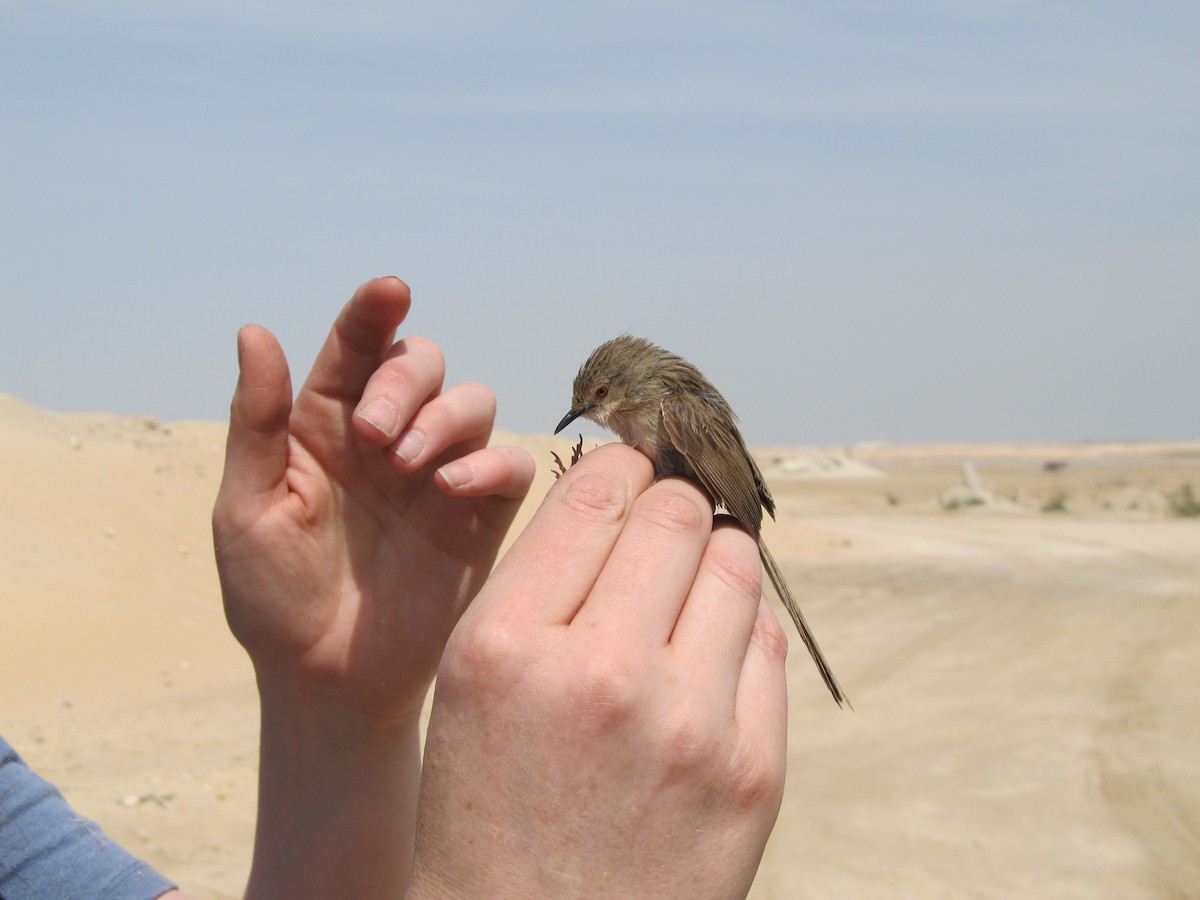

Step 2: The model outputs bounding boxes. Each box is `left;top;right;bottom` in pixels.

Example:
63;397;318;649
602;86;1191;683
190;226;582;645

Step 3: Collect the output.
568;648;646;731
397;335;446;381
439;616;526;697
555;471;632;526
379;364;430;403
656;699;716;770
704;542;764;604
458;379;495;403
459;381;497;419
403;333;442;361
725;742;786;812
634;486;709;536
211;492;267;547
751;608;790;664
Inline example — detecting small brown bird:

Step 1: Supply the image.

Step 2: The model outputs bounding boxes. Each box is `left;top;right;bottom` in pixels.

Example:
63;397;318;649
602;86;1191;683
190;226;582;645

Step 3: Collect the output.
556;335;848;707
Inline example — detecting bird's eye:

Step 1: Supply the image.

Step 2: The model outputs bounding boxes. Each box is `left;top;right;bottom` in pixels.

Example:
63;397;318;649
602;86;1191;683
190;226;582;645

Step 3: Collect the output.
595;385;609;399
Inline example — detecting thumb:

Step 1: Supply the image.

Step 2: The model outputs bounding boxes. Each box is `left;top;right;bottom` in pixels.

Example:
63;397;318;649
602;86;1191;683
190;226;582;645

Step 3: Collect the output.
216;324;293;514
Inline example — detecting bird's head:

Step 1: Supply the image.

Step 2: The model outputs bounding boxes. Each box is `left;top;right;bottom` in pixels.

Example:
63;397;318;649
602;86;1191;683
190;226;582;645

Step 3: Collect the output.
554;335;665;436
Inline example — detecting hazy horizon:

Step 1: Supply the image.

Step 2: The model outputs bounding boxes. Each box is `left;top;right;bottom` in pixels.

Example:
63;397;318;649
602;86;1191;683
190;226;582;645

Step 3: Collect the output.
4;2;1197;445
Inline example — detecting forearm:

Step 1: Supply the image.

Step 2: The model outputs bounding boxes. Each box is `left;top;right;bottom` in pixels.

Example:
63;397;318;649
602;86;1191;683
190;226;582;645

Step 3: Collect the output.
245;682;422;900
0;735;181;900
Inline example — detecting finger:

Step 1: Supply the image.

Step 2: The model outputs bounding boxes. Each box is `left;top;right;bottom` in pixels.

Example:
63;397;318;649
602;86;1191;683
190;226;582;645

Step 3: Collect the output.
734;595;789;762
351;336;447;448
572;476;714;646
216;324;293;512
668;517;765;706
436;445;536;501
466;443;654;627
299;276;413;405
386;380;493;467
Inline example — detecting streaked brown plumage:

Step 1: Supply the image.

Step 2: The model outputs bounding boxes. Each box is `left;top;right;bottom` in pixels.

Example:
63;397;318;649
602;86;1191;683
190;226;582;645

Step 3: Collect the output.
556;335;848;707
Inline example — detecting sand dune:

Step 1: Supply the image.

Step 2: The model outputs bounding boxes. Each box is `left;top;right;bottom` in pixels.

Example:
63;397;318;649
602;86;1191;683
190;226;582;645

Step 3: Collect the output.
3;393;1198;898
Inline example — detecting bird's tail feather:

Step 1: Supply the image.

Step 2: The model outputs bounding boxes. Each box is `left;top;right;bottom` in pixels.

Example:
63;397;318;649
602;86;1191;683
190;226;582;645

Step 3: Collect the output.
759;542;851;709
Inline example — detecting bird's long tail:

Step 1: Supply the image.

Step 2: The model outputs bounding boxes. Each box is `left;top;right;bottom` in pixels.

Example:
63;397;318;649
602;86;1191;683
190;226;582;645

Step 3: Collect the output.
759;542;851;709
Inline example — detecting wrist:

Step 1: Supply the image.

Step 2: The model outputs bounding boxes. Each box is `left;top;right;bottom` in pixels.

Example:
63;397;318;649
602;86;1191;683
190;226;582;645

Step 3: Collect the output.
245;678;425;900
255;669;427;745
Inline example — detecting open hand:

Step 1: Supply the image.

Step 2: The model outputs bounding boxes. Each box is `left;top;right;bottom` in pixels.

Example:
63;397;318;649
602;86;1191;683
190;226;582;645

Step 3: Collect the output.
213;276;534;721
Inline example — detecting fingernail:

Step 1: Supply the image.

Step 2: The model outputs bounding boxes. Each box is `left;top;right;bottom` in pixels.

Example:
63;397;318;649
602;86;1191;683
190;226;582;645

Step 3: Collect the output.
394;428;426;463
437;460;473;490
358;398;400;436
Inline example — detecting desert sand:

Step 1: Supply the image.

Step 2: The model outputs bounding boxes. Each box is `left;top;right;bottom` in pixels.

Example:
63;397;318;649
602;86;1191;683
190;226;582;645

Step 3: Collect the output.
2;391;1198;898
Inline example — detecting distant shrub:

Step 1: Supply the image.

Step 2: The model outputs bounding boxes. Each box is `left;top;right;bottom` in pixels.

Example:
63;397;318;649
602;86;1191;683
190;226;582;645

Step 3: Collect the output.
941;494;985;511
1167;484;1200;518
1041;493;1068;513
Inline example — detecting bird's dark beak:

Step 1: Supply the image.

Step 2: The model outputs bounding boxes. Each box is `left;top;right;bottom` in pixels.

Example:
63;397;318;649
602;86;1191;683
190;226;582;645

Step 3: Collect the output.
555;405;591;434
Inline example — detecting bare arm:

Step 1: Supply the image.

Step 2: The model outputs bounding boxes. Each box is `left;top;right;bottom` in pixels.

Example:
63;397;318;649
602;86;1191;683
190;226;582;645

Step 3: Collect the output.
212;277;533;897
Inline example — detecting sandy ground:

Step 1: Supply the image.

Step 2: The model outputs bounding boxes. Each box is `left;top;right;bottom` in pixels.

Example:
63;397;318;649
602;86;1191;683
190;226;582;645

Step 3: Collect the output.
2;392;1198;899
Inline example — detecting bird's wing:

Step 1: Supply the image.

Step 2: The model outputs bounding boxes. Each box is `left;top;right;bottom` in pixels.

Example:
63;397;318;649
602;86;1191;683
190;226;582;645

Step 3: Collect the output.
661;390;765;535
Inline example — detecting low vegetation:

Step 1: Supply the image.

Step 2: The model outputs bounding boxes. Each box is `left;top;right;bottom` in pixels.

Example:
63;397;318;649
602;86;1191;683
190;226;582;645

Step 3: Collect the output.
1166;483;1200;518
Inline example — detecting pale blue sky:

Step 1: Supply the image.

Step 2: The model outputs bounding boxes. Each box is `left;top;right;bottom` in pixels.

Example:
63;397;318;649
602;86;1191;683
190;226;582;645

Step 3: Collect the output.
3;1;1197;444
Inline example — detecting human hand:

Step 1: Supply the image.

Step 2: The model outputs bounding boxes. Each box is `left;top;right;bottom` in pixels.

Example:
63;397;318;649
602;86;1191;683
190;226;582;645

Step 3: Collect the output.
213;276;533;719
410;444;789;899
211;277;534;898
